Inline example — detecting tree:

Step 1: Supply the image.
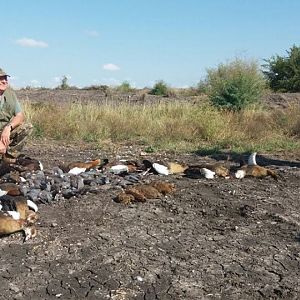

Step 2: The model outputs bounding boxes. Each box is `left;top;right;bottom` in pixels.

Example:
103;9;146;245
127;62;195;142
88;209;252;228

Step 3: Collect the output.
117;81;133;93
203;58;266;111
149;80;169;96
59;75;70;90
262;45;300;92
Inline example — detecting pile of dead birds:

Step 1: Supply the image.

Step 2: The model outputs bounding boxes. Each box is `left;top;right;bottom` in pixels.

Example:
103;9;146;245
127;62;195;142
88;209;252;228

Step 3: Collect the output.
0;151;280;240
0;151;280;205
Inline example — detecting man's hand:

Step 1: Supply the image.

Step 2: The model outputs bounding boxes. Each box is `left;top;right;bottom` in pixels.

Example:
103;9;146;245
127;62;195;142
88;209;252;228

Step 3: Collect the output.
0;141;7;154
1;126;11;148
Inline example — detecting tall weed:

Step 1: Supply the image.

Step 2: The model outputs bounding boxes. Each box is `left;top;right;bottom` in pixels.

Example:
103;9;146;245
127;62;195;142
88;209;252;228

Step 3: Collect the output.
23;100;300;153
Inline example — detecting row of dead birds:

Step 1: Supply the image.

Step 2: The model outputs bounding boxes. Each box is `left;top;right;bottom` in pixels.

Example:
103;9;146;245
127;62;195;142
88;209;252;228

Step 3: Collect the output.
113;151;279;204
176;152;278;180
0;151;279;180
125;152;278;180
0;151;278;241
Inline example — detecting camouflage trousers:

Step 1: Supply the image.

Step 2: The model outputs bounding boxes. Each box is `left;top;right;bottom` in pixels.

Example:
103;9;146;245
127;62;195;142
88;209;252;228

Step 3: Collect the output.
5;123;33;158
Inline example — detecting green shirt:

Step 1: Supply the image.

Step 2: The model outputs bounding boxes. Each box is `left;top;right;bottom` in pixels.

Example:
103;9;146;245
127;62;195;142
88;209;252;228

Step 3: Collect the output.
0;87;22;128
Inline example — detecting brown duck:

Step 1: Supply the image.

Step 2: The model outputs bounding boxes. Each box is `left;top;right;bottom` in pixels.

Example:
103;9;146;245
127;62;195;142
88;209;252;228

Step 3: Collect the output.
115;181;175;204
235;152;278;180
61;158;109;174
0;211;37;241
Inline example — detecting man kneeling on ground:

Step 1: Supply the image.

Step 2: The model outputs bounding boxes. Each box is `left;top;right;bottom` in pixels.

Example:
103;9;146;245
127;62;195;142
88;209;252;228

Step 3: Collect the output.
0;68;32;163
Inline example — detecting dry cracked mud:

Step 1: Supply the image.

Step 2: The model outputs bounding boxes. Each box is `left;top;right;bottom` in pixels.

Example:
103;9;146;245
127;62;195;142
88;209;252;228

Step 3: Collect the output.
0;140;299;300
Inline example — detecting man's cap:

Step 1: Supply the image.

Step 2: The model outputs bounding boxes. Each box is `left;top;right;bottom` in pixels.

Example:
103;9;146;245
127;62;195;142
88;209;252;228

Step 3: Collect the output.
0;68;10;77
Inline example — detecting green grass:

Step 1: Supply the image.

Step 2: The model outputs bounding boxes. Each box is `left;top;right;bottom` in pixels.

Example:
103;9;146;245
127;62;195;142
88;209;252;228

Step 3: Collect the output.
22;100;300;155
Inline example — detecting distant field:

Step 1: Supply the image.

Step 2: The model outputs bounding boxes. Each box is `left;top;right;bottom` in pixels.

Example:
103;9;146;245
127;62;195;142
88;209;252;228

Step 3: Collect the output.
16;88;300;109
17;88;200;106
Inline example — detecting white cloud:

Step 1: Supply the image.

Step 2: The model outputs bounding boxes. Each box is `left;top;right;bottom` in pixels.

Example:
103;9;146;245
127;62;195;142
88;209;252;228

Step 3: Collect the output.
31;79;39;84
85;30;99;37
16;38;48;48
30;80;41;86
103;63;120;71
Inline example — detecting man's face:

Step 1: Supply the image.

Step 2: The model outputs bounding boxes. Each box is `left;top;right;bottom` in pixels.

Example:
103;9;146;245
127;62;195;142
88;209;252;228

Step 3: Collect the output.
0;75;8;93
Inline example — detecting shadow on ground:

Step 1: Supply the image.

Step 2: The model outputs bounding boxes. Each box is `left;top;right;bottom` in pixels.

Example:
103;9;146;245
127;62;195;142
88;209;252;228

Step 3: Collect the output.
194;148;300;168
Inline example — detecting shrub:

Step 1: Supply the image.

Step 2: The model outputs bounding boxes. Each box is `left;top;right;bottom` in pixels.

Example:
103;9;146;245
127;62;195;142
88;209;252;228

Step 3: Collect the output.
197;80;208;94
99;85;109;93
149;80;169;96
117;81;134;93
204;58;267;111
262;45;300;92
58;75;70;90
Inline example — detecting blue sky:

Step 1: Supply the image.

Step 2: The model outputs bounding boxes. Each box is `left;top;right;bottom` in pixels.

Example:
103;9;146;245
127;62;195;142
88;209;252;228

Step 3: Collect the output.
2;0;300;89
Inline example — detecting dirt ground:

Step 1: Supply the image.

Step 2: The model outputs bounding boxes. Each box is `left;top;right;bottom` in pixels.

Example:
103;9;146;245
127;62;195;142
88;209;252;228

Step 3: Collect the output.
0;140;300;300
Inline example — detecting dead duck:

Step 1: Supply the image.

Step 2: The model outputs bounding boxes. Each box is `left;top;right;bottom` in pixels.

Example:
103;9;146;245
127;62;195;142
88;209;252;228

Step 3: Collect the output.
149;181;175;195
118;160;145;173
10;155;44;172
184;163;230;179
212;164;230;177
142;160;188;175
235;151;257;169
61;158;109;174
115;193;135;205
124;184;162;202
235;164;278;180
0;160;13;177
248;152;257;166
235;152;278;180
17;155;44;170
167;162;189;174
0;211;37;241
0;195;38;219
108;159;144;175
115;181;175;204
0;182;21;196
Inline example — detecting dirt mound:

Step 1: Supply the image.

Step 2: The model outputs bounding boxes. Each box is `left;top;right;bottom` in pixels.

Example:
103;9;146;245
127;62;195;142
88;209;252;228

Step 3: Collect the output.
0;141;299;299
16;88;300;109
16;88;197;106
263;92;300;109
